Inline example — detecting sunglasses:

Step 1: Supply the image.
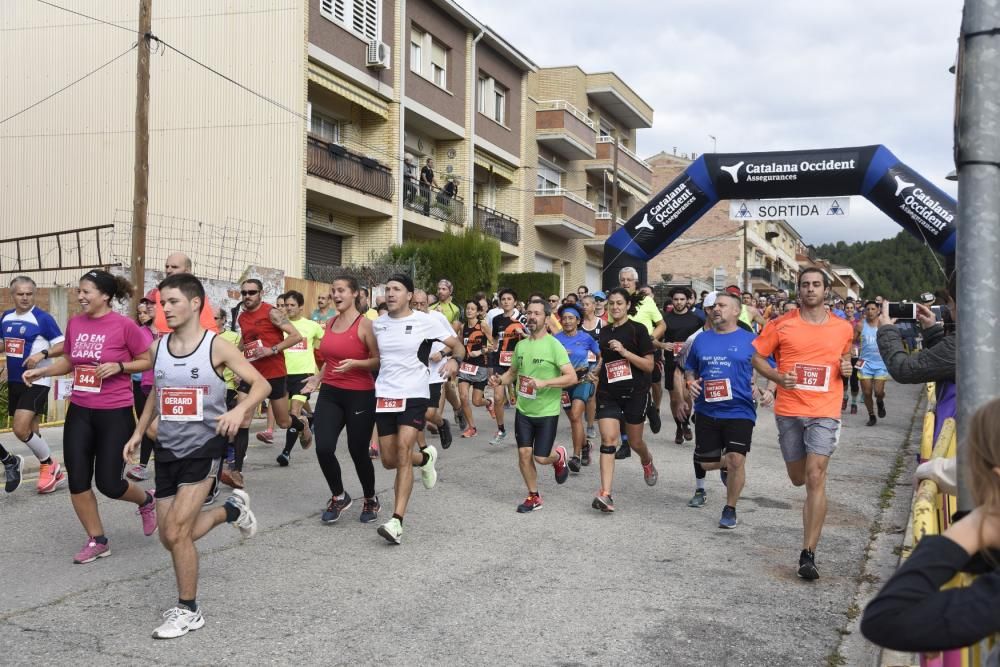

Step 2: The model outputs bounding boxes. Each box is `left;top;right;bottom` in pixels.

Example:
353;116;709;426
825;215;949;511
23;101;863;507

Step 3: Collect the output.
240;290;260;296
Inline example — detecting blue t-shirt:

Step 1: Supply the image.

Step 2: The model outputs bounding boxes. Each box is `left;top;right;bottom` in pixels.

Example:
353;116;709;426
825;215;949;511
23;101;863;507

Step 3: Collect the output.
684;327;758;422
1;307;64;386
554;329;600;370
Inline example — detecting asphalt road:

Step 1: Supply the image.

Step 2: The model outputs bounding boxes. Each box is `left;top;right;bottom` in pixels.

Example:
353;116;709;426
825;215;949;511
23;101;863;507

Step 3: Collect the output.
0;383;921;665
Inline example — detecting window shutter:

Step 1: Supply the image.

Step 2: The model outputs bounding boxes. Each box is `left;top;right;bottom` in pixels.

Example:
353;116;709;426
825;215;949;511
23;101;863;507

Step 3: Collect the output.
306;226;344;270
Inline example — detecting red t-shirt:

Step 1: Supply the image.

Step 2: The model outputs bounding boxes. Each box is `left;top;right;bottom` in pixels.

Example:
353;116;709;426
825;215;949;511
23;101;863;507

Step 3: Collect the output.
319;314;375;391
238;303;286;379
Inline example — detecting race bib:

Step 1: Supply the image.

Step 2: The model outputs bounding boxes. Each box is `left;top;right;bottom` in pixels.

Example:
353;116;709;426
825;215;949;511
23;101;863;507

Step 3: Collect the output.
854;359;867;370
499;351;514;367
4;338;25;358
517;376;536;399
159;387;204;422
459;362;479;376
375;397;406;413
605;359;633;383
794;363;831;392
561;391;571;409
288;339;308;351
703;378;732;403
73;365;102;393
586;350;597;364
243;339;263;359
673;342;684;356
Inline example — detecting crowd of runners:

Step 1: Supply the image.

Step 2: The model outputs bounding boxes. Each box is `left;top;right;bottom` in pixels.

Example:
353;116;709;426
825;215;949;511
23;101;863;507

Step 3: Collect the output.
1;253;904;639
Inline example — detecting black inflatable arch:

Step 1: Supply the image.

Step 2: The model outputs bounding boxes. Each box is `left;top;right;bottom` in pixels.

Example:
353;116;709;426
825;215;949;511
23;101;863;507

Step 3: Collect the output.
602;145;957;287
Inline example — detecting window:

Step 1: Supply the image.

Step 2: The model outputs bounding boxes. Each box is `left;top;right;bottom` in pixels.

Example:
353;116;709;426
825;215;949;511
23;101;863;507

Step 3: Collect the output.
536;163;561;192
477;75;507;125
310;109;340;143
431;42;447;87
410;28;423;74
410;24;448;90
320;0;380;42
493;84;506;125
599;120;613;138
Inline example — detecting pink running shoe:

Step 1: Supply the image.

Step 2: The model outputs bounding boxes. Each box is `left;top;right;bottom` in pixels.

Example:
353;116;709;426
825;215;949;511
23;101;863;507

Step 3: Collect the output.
256;429;274;444
73;538;110;564
138;490;158;536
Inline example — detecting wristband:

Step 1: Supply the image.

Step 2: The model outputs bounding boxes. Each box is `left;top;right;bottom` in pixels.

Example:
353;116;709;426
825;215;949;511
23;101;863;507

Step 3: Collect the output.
118;362;126;374
41;349;50;359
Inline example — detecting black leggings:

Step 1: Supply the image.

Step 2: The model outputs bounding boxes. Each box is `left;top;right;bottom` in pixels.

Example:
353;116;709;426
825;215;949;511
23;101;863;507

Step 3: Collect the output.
848;359;860;394
64;404;135;497
314;385;376;498
132;380;155;465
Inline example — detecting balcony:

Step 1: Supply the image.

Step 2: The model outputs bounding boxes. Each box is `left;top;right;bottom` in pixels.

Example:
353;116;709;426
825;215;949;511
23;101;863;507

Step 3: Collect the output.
535;100;597;160
749;267;792;293
307;136;393;201
473;205;520;246
402;180;467;226
584;136;653;194
594;211;626;237
533;188;596;239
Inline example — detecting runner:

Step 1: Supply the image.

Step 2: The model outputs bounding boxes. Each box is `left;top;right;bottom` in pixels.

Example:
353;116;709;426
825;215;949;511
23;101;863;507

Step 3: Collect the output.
125;299;158;482
593;290;609;323
412;289;454;450
256;291;287;447
214;307;242;494
1;275;67;494
752;267;853;580
857;301;891;426
310;291;334;325
301;276;381;524
21;270;156;563
487;288;527;446
371;274;463;544
489;300;576;512
591;287;659;512
684;292;773;528
553;304;600;472
580;294;603;446
456;300;493;438
842;300;861;414
232;280;302;485
275;291;324;465
123;272;266;639
660;286;706;445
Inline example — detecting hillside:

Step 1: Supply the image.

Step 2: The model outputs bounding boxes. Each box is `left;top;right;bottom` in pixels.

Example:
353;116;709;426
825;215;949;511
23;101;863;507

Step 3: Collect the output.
813;232;948;300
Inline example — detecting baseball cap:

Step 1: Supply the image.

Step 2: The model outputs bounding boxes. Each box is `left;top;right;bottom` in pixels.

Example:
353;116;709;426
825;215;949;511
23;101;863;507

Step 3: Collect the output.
592;290;607;301
724;286;741;296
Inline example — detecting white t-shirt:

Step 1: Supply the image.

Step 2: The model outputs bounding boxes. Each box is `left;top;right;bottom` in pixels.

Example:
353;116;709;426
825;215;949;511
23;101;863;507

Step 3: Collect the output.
373;310;455;398
484;307;505;331
426;310;452;385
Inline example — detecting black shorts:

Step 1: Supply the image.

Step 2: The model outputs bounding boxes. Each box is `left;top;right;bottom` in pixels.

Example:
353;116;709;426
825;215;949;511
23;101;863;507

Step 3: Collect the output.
7;382;49;416
595;391;647;425
662;353;678;391
693;413;754;463
650;349;663;383
287;373;312;401
514;412;559;457
375;398;429;437
154;457;222;499
428;382;443;406
238;376;287;401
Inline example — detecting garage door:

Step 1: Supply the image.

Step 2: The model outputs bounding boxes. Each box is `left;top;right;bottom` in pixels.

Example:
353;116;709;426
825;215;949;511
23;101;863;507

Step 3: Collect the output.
306;227;343;275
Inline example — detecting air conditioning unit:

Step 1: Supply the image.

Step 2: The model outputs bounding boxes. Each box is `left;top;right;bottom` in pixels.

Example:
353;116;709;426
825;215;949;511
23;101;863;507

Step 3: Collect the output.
366;40;390;69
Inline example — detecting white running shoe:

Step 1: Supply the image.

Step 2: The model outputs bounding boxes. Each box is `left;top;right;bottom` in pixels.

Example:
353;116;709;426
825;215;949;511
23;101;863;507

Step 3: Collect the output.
420;446;438;490
152;606;205;639
225;489;258;538
489;430;507;446
377;517;403;544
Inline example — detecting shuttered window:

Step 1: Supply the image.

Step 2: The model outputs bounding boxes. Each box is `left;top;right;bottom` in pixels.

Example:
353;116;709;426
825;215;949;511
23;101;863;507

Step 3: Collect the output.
306;226;343;271
320;0;380;42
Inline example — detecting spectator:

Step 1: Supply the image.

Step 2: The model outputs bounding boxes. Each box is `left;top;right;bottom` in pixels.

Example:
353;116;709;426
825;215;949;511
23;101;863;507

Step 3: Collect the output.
420;157;438;215
876;275;956;384
438;175;459;205
403;153;417;204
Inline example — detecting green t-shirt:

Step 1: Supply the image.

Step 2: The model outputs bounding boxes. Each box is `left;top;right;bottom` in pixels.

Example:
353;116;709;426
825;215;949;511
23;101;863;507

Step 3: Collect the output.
220;329;242;390
630;295;663;335
511;335;570;418
284;317;325;375
431;300;461;324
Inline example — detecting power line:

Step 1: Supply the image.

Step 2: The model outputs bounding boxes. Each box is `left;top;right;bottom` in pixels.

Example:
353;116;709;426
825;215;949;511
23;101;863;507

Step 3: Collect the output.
0;43;137;127
34;0;135;33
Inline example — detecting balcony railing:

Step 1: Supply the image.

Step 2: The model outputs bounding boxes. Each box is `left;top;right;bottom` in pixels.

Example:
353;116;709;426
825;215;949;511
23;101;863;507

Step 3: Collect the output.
307;136;393;201
473;205;520;245
749;267;774;284
402;179;467;225
537;100;595;128
596;135;651;169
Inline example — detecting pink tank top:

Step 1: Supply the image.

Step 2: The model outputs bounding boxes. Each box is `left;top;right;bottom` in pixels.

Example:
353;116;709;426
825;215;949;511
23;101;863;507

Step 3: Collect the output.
319;314;375;391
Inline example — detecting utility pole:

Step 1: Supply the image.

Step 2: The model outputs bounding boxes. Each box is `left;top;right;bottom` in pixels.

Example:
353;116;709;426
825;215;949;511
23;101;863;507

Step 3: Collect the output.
955;0;1000;511
130;0;152;295
610;128;619;233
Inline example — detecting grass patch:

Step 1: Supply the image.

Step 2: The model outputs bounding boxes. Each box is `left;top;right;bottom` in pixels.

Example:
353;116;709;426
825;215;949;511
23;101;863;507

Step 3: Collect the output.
825;650;847;666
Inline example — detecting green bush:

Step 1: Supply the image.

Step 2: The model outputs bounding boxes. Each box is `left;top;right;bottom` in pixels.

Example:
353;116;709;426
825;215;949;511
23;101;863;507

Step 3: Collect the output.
383;230;500;300
498;272;561;301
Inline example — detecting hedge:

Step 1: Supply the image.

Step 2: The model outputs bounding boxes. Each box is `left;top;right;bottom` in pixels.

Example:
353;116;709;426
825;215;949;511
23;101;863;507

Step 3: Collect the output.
497;272;561;301
383;230;500;300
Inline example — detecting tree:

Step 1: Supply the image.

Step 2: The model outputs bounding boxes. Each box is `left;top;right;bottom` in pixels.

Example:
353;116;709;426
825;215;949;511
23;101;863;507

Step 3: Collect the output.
813;232;946;300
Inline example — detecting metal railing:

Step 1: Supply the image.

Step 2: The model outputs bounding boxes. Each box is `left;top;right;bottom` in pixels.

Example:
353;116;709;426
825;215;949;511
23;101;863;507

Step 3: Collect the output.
596;135;652;169
534;187;596;209
401;179;467;225
536;100;595;128
307;136;393;201
749;267;774;284
472;205;520;245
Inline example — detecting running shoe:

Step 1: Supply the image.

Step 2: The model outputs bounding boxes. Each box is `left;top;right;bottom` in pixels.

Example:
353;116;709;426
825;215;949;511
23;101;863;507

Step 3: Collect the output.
720;468;728;487
299;424;314;449
866;415;877;427
256;429;274;444
486;397;496;420
683;424;693;442
461;426;478;438
647;404;662;434
377;517;403;544
850;404;858;415
152;606;205;639
687;489;707;508
420;446;438;489
586;425;597;440
220;466;244;489
455;410;467;432
126;464;149;482
614;443;631;460
841;397;848;411
581;441;592;467
877;399;887;419
276;452;290;467
591;492;615;513
797;549;819;580
489;430;507;446
439;419;453;450
516;494;543;513
719;505;738;529
37;459;66;494
4;455;23;493
73;537;110;564
674;426;684;445
568;456;582;473
137;491;157;536
369;441;380;459
226;489;258;538
322;492;353;524
359;496;381;524
553;446;569;484
642;459;658;486
203;481;220;506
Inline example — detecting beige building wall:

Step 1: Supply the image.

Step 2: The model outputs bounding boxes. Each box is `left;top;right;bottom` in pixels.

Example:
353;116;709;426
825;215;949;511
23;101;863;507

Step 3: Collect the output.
0;3;307;285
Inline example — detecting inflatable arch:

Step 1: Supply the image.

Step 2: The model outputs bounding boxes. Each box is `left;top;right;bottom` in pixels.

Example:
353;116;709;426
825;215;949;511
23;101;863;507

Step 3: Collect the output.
601;145;957;287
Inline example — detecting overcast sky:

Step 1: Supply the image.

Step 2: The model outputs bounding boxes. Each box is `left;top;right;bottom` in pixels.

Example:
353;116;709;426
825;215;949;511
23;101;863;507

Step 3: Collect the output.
462;0;963;246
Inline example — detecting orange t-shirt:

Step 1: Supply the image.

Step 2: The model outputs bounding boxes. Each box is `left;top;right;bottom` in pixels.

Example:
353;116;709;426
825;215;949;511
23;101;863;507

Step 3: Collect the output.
752;311;853;419
147;287;220;335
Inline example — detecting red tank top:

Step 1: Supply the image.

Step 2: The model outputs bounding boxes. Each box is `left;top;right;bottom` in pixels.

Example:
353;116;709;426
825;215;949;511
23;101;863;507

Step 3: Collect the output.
238;302;286;379
320;314;375;391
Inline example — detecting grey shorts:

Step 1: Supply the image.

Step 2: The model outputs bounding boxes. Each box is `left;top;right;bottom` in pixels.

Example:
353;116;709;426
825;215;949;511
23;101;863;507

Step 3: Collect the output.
775;416;841;463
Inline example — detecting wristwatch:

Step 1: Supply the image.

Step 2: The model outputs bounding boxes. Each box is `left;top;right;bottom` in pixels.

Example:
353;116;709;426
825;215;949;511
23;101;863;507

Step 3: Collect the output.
41;349;50;358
